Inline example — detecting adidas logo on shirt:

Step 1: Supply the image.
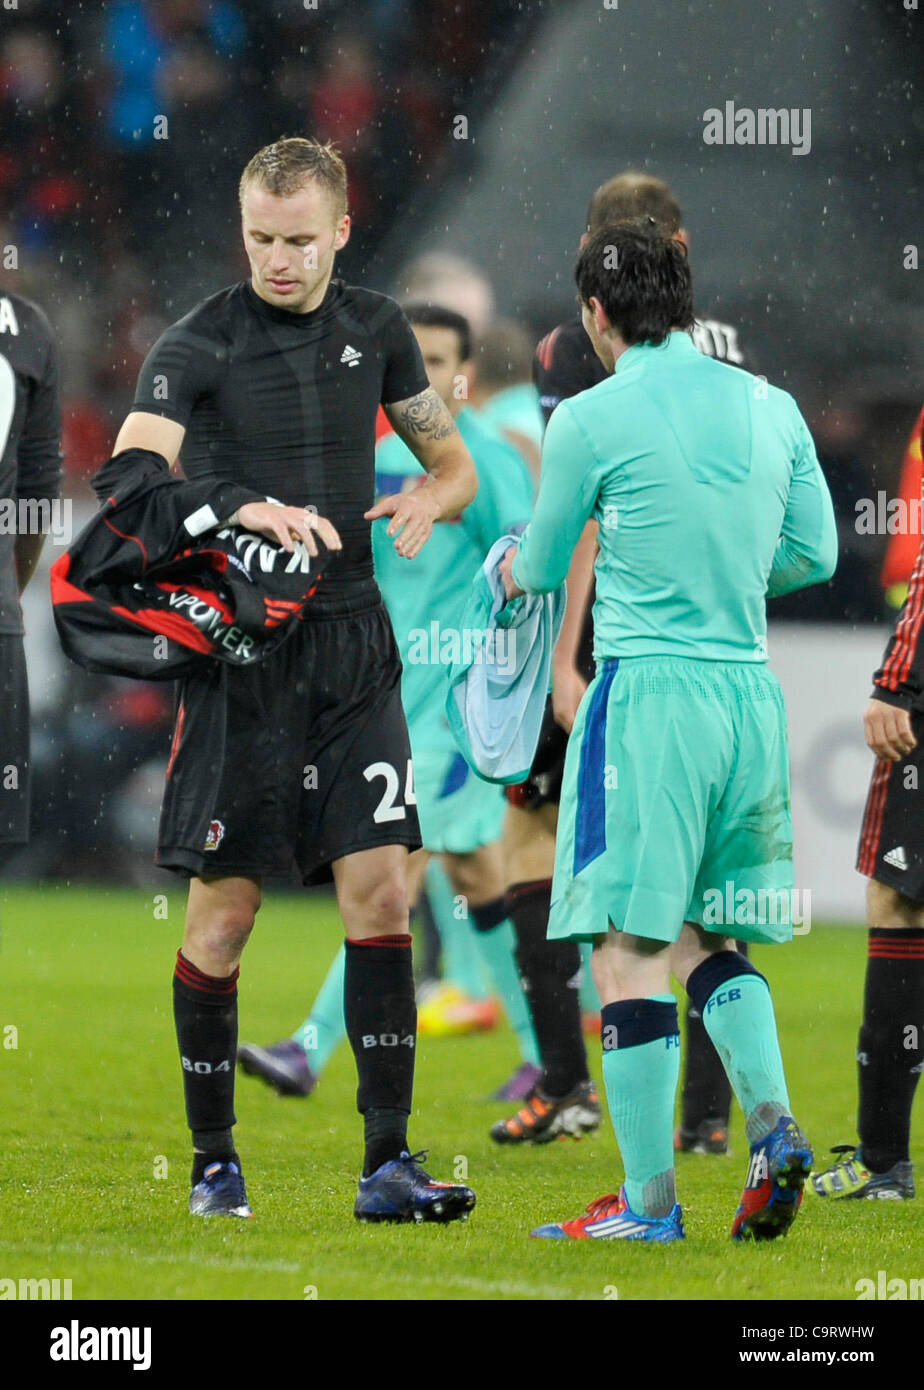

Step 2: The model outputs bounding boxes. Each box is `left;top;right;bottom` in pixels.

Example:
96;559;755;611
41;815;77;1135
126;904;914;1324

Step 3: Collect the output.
883;846;909;871
340;345;362;367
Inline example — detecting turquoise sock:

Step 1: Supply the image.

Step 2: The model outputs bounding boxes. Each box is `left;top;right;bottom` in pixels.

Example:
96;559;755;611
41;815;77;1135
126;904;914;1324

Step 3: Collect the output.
700;975;790;1144
292;944;345;1074
579;941;600;1014
471;919;540;1066
600;994;680;1217
426;859;490;998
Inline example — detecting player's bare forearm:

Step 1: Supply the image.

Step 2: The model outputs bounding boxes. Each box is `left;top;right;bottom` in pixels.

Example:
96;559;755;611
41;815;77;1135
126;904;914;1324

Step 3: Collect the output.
14;532;45;593
554;519;597;674
550;520;597;731
383;388;477;519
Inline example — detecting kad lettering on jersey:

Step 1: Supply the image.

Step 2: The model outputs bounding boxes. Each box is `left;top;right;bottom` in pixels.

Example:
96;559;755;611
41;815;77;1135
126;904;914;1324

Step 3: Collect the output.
216;527;314;576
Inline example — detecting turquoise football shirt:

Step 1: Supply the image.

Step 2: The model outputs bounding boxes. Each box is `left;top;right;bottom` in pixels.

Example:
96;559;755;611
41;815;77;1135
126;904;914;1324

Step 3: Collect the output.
512;330;837;662
374;407;534;741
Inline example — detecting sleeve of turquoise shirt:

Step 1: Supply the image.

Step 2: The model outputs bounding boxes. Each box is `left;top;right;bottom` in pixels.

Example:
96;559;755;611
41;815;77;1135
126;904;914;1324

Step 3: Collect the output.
512;399;600;594
466;437;535;554
767;406;839;598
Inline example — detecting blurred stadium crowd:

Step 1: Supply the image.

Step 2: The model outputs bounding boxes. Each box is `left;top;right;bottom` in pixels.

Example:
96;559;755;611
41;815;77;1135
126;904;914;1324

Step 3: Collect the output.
0;0;917;879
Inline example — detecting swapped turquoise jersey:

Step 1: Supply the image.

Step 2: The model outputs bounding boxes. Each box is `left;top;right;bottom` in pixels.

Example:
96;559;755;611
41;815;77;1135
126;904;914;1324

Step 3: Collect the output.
374;407;534;744
513;331;837;662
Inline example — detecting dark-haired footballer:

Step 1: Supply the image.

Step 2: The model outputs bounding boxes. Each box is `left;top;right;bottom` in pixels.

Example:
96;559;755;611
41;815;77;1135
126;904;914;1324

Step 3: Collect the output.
495;172;755;1154
111;137;477;1224
501;226;836;1241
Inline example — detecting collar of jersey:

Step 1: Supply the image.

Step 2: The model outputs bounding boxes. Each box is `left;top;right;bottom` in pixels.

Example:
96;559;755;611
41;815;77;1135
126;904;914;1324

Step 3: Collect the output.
242;277;343;326
614;329;698;374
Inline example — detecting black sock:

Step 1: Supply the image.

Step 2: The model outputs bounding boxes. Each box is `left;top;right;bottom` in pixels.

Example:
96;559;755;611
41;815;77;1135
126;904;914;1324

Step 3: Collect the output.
470;896;509;932
413;892;440;983
344;935;416;1176
858;928;924;1171
681;1001;733;1130
173;950;240;1185
507;879;589;1097
680;941;747;1130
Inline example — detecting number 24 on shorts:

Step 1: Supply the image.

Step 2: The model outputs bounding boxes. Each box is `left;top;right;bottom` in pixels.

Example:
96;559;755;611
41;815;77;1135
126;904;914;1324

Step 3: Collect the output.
364;759;416;823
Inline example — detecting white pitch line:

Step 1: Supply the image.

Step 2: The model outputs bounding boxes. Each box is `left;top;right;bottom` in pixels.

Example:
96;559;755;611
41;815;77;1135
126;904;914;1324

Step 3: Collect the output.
0;1239;301;1277
0;1242;591;1299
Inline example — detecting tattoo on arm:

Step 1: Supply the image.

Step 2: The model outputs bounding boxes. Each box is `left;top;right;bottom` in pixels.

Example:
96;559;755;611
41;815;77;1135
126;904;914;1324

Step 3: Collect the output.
389;388;456;443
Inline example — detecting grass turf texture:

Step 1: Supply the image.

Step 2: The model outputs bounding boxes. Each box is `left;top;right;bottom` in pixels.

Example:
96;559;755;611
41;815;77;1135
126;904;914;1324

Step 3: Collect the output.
0;884;919;1302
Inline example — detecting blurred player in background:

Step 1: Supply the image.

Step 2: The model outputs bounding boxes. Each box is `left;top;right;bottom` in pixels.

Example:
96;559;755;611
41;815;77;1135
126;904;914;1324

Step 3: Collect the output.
495;171;755;1153
812;402;924;1202
239;304;542;1101
0;287;62;863
468;320;544;480
112;137;478;1225
504;225;836;1241
392;251;496;340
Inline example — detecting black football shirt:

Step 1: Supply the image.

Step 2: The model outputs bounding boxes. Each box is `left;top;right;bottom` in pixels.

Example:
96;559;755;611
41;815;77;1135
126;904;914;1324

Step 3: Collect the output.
0;291;63;634
131;277;429;615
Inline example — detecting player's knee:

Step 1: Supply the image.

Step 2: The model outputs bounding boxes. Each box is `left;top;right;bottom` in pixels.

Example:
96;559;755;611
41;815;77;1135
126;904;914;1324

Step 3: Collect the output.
868;876;924;928
185;904;257;963
343;871;409;937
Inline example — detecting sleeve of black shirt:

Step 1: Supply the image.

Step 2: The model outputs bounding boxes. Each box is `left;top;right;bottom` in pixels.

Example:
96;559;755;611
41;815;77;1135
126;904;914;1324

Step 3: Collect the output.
380;305;429;406
130;322;224;427
16;307;63;504
871;546;924;711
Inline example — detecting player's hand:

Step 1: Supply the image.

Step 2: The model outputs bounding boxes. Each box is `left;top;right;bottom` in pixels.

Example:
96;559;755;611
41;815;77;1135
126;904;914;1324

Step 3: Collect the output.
364;489;442;559
864;697;917;762
552;663;587;733
236;502;341;558
500;544;524;601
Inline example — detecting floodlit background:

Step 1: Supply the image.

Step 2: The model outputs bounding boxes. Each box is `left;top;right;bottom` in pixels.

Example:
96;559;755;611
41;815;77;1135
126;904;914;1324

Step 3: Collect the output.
2;0;923;915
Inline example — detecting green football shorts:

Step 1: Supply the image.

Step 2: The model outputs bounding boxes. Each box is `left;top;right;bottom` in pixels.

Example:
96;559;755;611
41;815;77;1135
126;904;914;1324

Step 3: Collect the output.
412;743;507;855
548;656;794;945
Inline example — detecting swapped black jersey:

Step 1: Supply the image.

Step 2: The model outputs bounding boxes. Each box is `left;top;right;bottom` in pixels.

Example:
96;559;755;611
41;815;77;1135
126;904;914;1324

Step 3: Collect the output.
131;278;429;616
0;291;63;634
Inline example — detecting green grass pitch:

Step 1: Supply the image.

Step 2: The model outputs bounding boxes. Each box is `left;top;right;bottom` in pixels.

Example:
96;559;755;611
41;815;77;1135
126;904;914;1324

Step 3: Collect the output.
0;883;919;1302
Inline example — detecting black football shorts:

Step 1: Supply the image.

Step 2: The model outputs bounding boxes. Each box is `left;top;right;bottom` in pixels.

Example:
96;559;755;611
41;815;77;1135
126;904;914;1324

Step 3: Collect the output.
157;598;421;883
0;633;30;845
857;708;924;902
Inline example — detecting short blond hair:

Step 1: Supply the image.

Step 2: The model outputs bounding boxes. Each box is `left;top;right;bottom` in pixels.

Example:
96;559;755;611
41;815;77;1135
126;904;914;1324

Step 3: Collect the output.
239;137;348;219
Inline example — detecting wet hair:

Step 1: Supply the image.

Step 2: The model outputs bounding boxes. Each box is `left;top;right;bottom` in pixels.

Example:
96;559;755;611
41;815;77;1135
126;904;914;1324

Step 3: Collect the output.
575;224;694;346
239;137;348;219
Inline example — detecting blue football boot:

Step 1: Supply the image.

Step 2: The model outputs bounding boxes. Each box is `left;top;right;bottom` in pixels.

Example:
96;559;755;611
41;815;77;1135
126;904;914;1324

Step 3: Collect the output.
189;1160;253;1218
354;1150;476;1224
731;1115;812;1240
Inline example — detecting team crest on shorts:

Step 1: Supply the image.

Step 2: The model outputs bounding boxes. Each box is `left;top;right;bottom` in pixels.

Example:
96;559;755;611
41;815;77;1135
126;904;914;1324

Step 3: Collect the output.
204;819;225;852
